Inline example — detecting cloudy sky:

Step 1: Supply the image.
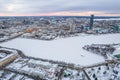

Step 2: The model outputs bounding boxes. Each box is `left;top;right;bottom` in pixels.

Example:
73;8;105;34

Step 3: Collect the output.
0;0;120;16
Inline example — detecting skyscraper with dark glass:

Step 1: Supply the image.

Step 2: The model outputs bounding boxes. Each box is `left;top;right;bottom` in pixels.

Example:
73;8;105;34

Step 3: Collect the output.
90;15;94;30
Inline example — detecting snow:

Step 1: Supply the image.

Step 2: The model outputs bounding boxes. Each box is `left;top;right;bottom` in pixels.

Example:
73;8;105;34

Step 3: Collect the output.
0;33;120;66
0;54;16;62
95;18;120;21
86;64;120;80
113;45;120;55
0;48;18;54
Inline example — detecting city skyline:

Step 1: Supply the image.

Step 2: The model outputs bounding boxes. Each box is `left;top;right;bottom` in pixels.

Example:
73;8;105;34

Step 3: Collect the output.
0;0;120;16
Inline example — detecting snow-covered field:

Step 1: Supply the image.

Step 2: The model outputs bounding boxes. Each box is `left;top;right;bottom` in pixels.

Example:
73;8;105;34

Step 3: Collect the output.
0;33;120;66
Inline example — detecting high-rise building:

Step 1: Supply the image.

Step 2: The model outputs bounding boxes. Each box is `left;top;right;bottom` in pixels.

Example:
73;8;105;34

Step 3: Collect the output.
113;25;119;32
90;15;94;30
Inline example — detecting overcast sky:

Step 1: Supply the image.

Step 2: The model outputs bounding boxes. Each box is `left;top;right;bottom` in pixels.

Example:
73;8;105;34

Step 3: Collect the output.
0;0;120;16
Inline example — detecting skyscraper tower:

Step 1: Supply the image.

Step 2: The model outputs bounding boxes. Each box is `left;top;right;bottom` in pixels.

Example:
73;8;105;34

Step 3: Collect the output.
90;15;94;30
113;25;119;32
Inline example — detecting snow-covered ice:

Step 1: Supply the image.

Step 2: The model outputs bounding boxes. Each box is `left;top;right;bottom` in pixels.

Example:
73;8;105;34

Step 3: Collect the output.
0;33;120;66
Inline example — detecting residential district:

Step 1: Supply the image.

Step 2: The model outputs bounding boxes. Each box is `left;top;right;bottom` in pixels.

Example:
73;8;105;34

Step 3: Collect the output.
0;15;120;80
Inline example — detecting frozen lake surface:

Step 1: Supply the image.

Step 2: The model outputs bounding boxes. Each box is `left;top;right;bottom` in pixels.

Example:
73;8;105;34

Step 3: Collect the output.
1;33;120;66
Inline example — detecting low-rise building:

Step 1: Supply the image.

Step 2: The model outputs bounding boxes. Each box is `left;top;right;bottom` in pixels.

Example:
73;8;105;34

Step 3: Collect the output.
0;47;19;67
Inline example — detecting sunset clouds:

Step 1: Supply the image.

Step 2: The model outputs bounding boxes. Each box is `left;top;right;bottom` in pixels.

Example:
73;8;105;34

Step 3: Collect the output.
0;0;120;16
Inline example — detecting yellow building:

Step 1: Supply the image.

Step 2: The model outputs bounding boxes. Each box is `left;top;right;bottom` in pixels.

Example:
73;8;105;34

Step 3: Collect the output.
0;49;19;68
